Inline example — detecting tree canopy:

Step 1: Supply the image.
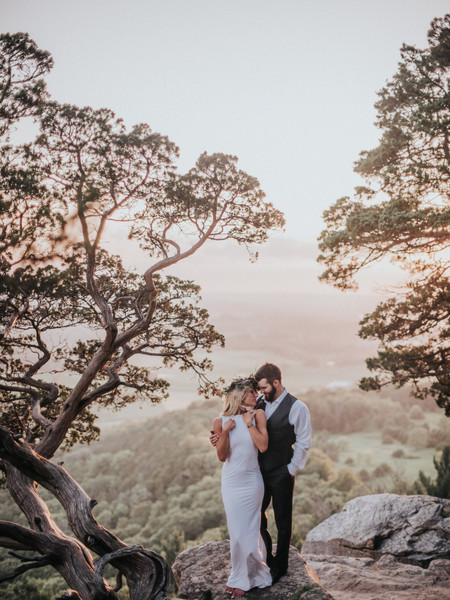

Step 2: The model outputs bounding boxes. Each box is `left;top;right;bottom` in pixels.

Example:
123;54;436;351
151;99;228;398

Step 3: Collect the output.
0;33;284;599
318;15;450;415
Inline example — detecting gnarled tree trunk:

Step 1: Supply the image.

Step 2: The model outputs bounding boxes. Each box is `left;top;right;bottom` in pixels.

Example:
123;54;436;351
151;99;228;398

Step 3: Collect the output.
0;427;169;599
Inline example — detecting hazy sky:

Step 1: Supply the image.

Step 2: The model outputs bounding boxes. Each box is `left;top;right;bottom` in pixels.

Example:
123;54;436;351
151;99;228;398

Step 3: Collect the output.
1;1;447;402
2;0;447;239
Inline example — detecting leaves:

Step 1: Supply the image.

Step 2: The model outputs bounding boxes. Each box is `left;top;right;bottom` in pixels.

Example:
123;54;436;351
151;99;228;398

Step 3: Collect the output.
318;16;450;413
414;445;450;498
131;152;285;264
356;17;450;198
0;33;53;138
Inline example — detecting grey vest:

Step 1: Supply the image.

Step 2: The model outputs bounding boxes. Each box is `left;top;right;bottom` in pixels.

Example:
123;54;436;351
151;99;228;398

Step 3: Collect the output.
258;393;296;472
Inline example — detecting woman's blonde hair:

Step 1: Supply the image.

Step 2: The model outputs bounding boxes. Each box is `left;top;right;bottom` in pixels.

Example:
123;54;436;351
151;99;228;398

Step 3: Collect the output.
222;386;253;416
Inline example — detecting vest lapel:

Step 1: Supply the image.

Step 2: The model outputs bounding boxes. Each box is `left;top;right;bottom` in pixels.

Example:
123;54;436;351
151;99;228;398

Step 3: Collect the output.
256;397;266;411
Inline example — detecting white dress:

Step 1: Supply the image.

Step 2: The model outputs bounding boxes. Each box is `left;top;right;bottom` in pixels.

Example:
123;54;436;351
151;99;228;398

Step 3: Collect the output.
221;415;272;591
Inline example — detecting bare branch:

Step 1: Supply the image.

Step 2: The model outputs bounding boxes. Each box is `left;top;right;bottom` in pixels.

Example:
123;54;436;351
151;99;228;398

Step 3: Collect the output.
0;298;29;342
0;551;51;583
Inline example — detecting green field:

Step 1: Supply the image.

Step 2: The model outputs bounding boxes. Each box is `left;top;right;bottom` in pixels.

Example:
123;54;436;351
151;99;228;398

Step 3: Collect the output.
331;431;438;482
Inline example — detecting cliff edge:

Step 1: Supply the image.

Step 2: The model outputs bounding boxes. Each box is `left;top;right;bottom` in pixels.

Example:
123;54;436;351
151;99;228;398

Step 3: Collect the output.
302;493;450;600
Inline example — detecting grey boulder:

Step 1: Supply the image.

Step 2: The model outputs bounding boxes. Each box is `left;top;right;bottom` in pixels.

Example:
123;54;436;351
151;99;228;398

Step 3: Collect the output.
302;493;450;565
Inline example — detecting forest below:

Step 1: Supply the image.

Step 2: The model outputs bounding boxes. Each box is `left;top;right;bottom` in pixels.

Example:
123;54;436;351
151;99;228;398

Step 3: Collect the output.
1;387;449;599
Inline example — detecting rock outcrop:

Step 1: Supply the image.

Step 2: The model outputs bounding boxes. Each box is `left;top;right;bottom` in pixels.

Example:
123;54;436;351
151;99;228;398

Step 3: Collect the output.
171;494;450;600
302;493;450;600
172;541;335;600
302;554;450;600
302;493;450;565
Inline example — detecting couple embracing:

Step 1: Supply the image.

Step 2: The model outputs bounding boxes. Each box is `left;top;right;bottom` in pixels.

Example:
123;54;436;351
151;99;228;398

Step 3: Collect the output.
211;363;311;599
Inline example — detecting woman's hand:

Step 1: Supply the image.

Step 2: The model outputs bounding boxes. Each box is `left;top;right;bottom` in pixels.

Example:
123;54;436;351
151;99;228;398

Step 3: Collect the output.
242;410;256;427
246;409;268;453
222;419;236;434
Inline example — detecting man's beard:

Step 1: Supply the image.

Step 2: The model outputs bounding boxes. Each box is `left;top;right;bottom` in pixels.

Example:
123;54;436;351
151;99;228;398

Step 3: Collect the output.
264;384;277;403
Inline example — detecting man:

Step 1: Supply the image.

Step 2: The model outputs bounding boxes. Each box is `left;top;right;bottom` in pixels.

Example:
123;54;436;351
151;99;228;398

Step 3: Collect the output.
254;362;311;583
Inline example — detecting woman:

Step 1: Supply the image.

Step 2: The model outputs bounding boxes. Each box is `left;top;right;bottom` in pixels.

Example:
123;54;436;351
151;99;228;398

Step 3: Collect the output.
212;378;272;599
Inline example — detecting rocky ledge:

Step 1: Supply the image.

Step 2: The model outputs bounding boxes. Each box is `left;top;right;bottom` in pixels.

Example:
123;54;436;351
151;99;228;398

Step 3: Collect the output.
302;554;450;600
302;493;450;600
302;493;450;565
172;541;334;600
171;494;450;600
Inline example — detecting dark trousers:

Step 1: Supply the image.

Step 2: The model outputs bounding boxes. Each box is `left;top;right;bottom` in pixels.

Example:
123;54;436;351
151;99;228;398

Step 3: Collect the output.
260;464;295;573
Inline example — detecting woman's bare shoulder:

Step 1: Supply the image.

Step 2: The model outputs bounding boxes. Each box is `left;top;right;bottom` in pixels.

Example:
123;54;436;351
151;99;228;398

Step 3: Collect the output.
213;416;223;430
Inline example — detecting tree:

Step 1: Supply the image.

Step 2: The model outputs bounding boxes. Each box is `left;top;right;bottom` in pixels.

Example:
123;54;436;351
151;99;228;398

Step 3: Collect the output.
0;34;285;599
318;15;450;414
0;32;53;137
414;445;450;499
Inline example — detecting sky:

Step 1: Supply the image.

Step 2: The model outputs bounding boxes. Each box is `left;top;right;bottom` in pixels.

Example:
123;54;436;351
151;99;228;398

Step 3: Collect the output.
1;0;448;413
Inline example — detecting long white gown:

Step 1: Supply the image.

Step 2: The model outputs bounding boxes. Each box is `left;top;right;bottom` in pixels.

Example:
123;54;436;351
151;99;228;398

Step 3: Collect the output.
221;415;272;591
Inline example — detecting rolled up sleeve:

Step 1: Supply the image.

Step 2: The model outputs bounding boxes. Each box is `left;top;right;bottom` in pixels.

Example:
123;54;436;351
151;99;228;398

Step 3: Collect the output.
287;400;311;475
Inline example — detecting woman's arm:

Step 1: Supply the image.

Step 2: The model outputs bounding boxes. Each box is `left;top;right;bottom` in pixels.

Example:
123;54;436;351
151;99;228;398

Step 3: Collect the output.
213;416;234;462
243;409;268;453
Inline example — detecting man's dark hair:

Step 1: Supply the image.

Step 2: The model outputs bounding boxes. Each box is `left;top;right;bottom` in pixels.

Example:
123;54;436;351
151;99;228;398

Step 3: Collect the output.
255;363;282;384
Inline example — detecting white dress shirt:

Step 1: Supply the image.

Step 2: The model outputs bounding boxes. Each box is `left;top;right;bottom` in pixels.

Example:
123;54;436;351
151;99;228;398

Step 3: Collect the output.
262;388;311;476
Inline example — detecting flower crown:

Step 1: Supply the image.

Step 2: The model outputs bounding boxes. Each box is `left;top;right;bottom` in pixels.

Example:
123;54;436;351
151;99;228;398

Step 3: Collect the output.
224;376;258;395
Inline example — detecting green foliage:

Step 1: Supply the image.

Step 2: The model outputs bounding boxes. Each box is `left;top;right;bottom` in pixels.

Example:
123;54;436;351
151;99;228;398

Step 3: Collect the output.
414;445;450;498
291;584;321;600
0;578;57;600
333;467;361;492
159;531;186;596
0;32;53;138
318;16;450;413
302;448;335;481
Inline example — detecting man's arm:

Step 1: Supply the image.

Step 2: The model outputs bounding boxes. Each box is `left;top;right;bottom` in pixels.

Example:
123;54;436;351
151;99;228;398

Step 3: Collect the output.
209;430;220;446
287;400;311;475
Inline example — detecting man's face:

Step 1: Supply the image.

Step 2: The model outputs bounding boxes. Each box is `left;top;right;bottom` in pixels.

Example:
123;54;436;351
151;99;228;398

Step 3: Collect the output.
258;378;277;402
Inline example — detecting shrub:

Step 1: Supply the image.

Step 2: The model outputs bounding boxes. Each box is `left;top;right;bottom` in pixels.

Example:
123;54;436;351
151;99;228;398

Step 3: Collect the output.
392;449;405;458
408;426;429;450
372;463;393;478
414;446;450;499
334;467;361;492
427;417;450;450
408;405;425;420
358;469;370;482
382;432;394;444
302;448;335;481
382;424;408;444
